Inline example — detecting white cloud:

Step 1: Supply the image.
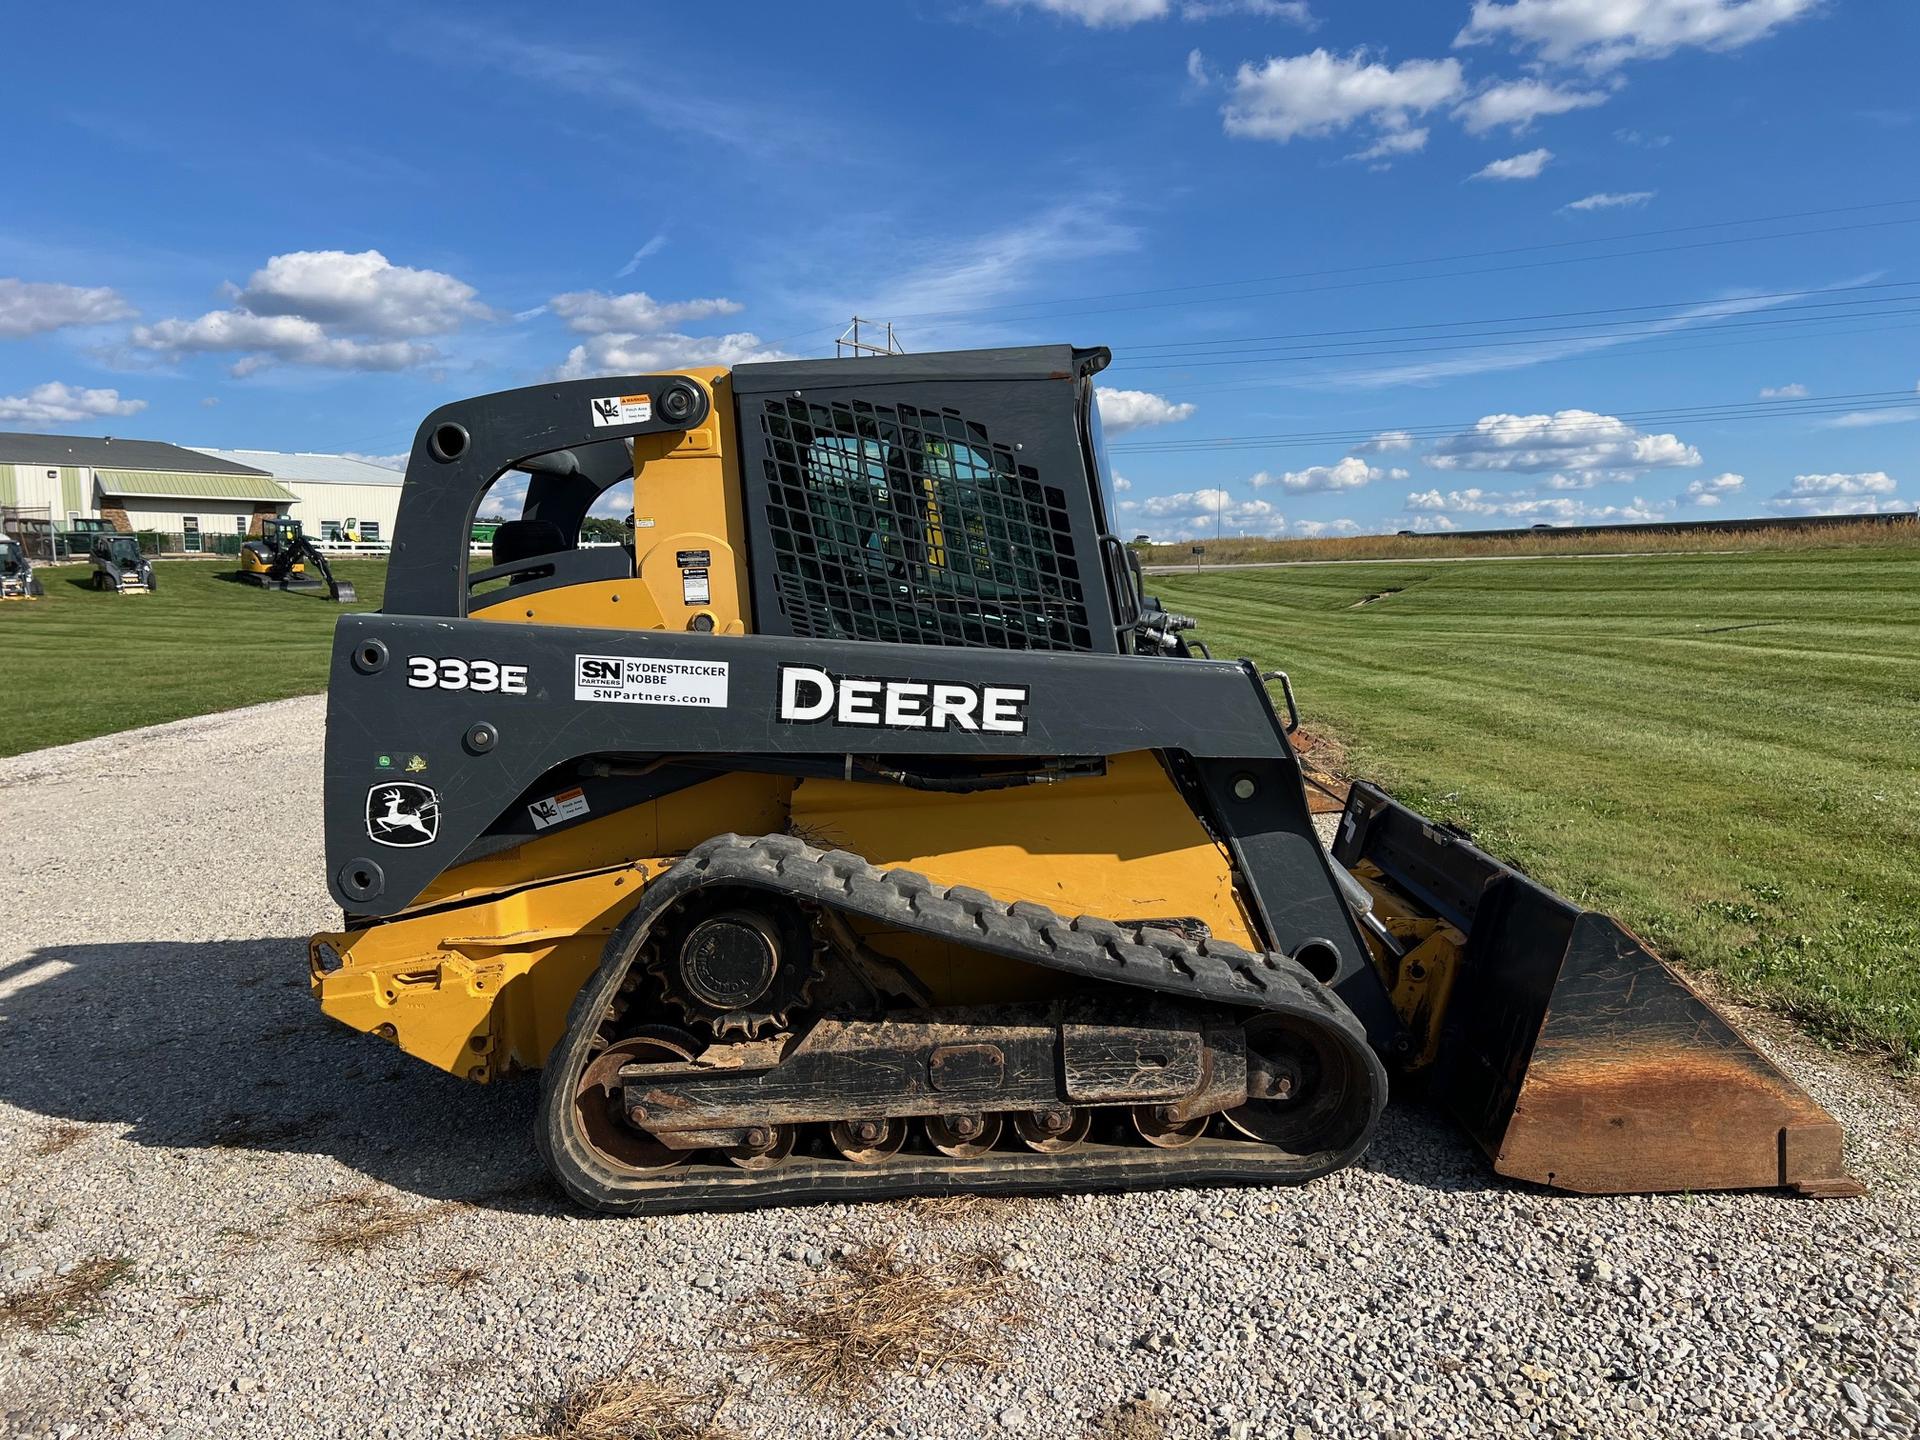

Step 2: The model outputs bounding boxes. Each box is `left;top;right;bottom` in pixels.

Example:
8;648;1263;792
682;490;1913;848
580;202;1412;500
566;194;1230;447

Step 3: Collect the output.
132;311;435;375
1349;127;1430;163
1686;472;1745;505
1355;429;1414;452
1113;474;1133;491
1765;472;1901;516
1614;127;1673;146
0;382;147;428
553;330;791;380
1252;455;1407;492
1818;410;1918;430
615;234;669;278
0;278;135;339
1406;486;1675;523
992;0;1169;25
549;290;744;334
345;451;410;471
1222;48;1465;148
1563;190;1656;211
1186;48;1215;87
1128;488;1280;540
998;0;1316;22
1290;517;1362;537
1096;387;1197;434
1454;79;1607;134
230;250;488;337
1184;0;1316;20
1456;0;1821;72
129;249;486;375
1425;409;1700;475
1470;147;1554;181
1758;382;1808;398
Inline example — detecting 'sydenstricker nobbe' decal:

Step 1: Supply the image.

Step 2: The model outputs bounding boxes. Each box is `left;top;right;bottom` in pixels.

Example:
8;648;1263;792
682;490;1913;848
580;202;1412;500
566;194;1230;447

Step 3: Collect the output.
575;654;729;707
776;664;1029;734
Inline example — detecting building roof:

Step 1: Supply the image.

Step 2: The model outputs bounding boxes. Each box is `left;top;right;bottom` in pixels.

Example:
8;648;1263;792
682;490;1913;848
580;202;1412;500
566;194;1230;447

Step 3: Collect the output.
0;432;271;475
96;469;298;503
186;447;406;487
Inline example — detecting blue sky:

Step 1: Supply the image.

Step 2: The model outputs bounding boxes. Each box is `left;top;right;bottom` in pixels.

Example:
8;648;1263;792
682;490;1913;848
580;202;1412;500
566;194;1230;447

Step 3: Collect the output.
2;0;1915;537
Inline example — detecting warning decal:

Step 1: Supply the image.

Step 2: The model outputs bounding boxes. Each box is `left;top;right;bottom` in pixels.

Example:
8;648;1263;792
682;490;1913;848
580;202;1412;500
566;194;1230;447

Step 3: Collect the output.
590;394;653;427
528;787;591;830
575;654;729;708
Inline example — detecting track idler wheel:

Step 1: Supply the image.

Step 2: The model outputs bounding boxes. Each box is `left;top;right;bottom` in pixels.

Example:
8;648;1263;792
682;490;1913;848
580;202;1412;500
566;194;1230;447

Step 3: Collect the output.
572;1027;700;1174
829;1117;905;1164
1224;1013;1365;1154
925;1112;1002;1159
1013;1105;1091;1154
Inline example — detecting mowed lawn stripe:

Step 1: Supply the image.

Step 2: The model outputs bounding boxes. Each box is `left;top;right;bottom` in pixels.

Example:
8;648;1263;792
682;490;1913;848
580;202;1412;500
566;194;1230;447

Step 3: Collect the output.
0;559;389;755
1157;544;1920;1063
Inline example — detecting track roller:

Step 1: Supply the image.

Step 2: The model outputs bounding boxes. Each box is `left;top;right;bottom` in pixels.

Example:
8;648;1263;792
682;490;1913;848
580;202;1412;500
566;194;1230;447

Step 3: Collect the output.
1131;1105;1208;1148
724;1124;796;1171
925;1112;1002;1159
1013;1105;1091;1154
829;1117;906;1164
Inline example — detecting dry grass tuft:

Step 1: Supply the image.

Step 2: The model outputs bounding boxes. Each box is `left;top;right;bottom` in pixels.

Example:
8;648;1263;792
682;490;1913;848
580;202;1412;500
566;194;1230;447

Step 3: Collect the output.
430;1264;489;1291
0;1256;134;1332
1084;1398;1169;1440
27;1122;90;1158
300;1188;464;1255
509;1366;731;1440
899;1192;1053;1225
736;1238;1029;1405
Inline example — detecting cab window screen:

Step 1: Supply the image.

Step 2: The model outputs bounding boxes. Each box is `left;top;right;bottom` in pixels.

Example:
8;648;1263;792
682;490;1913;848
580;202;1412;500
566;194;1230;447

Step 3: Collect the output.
756;396;1092;650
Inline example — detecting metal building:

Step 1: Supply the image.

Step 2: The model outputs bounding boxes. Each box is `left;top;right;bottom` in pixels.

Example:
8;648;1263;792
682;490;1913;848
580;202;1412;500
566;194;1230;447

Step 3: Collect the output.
0;432;295;549
186;448;406;544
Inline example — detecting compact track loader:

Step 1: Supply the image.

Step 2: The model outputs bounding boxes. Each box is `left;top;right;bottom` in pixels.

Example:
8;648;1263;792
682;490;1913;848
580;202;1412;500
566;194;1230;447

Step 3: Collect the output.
312;347;1859;1213
239;516;357;602
0;532;44;600
88;534;157;593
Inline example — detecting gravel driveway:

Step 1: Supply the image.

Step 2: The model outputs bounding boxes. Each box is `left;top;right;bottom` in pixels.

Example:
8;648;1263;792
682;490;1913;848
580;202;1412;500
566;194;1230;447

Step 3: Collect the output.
2;698;1915;1439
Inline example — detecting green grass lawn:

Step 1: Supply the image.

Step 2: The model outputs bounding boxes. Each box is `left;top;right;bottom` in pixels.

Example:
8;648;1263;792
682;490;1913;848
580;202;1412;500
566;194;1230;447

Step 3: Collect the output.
0;558;389;755
6;542;1915;1063
1156;544;1920;1066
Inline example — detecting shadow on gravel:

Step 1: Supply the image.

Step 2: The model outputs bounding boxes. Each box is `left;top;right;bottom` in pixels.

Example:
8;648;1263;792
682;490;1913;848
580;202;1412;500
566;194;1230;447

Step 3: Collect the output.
0;938;1510;1208
0;938;562;1213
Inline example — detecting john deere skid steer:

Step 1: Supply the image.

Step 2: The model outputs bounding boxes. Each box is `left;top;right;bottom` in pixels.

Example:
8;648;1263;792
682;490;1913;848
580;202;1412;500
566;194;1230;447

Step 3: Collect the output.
89;533;158;594
312;347;1858;1213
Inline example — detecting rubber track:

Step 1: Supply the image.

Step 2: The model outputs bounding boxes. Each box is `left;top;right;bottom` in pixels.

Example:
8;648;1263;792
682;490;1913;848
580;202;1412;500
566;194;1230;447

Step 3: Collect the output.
537;833;1388;1214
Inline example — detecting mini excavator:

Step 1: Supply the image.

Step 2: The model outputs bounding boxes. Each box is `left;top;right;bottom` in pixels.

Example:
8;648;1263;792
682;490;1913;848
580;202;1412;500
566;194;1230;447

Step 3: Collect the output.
238;516;357;603
310;347;1859;1213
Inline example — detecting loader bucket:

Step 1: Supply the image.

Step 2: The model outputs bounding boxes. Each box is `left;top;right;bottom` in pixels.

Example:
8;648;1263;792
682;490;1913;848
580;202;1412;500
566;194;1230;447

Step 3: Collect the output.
1334;784;1862;1198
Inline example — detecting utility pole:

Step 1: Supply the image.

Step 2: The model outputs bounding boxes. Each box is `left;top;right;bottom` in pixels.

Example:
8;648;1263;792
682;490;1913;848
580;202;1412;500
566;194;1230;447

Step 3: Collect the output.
837;317;906;358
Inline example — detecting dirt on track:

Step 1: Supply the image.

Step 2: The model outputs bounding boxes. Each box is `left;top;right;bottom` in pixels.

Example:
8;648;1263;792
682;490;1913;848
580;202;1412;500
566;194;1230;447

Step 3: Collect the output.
1;698;1915;1439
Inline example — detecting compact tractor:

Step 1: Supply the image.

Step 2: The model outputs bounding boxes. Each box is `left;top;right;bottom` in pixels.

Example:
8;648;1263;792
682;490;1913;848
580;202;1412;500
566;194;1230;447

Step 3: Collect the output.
309;347;1857;1213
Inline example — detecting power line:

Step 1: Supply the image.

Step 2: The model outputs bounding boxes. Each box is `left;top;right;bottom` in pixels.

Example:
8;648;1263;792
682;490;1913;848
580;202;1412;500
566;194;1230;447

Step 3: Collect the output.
881;198;1920;324
1102;315;1920;399
1104;300;1920;374
1110;282;1920;358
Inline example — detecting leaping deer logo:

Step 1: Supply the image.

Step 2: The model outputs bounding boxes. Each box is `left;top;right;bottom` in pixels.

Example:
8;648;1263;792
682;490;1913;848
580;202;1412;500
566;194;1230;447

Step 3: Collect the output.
366;783;440;847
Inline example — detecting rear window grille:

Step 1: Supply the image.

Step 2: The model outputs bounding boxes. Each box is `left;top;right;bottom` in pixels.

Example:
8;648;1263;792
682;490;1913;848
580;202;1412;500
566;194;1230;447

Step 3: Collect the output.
755;397;1093;650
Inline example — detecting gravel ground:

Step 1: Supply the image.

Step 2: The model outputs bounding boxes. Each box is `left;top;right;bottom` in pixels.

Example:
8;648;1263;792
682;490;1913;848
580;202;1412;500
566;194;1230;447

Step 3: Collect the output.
1;698;1915;1440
